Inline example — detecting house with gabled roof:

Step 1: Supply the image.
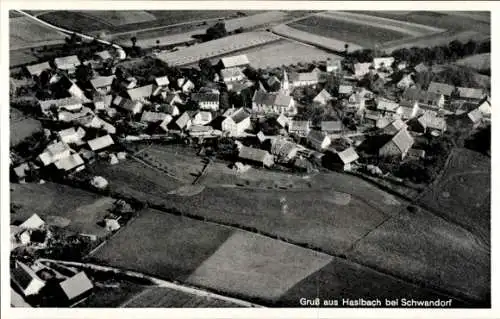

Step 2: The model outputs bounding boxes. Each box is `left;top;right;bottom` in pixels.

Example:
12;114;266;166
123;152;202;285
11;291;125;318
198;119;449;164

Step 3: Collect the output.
26;61;52;77
477;99;491;120
59;271;93;303
353;62;372;78
93;94;113;111
324;147;359;171
313;89;333;105
140;111;170;124
12;261;46;297
238;146;274;168
39;97;88;115
270;137;299;162
154;75;170;87
192;111;213;126
191;93;220;111
326;58;342;73
161;91;183;107
428;82;455;97
78;115;116;134
90;75;115;94
457;87;485;102
276;113;289;128
221;67;245;84
307;130;331;151
174;112;192;131
38;141;72;166
346;93;365;112
55;153;85;172
120;77;137;90
267;76;281;91
383;118;407;135
338;85;353;97
126;84;153;102
177;78;195;93
398;100;420;120
376;99;400;114
219;54;250;69
222;107;251;136
20;213;45;230
58;127;86;145
363;109;382;126
289;71;319;87
51;76;86;100
113;96;143;114
54;55;81;74
379;128;414;159
467;108;483;127
288;120;310;137
87;135;114;152
402;87;444;109
252;90;296;116
416;111;447;133
396;73;415;90
321;121;343;135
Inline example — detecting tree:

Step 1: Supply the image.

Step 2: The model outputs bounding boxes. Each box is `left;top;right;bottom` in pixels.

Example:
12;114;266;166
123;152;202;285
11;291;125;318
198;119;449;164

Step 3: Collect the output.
344;43;349;54
156;39;160;49
206;22;227;41
75;64;94;83
131;36;137;48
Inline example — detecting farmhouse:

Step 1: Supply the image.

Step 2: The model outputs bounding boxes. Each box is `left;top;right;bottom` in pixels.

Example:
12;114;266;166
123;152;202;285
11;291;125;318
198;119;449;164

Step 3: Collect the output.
338;85;353;97
219;54;250;69
87;135;114;152
379;128;414;159
11;261;46;297
477;99;491;119
289;71;319;87
54;153;85;172
221;67;246;83
270;138;299;162
38;142;72;166
313;89;333;105
428;82;455;97
177;78;195;93
238;146;274;167
54;55;81;74
26;61;51;77
383;118;407;135
113;96;144;114
222;107;251;136
79;115;116;134
126;84;153;102
353;62;372;78
252;90;296;116
191;93;220;111
467;108;483;127
154;75;170;87
376;99;400;114
90;75;115;94
276;113;289;128
373;57;395;70
58;127;86;145
398;100;420;120
161;92;183;107
93;94;113;110
141;111;170;124
192;111;213;126
321;121;343;134
402;87;444;109
457;87;485;102
325;147;359;171
52;76;86;99
346;93;366;112
363;109;382;126
174;112;192;131
160;102;181;117
416;112;447;133
288;120;311;137
20;213;46;229
39;97;88;115
59;271;94;303
307;130;331;151
58;108;94;123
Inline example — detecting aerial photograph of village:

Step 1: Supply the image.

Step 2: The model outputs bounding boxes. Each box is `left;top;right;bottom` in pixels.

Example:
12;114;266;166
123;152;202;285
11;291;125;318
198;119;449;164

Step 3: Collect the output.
8;8;491;309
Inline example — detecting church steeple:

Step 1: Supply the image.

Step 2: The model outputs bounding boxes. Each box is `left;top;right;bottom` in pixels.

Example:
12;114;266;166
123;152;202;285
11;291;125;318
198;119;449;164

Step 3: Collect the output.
281;69;290;95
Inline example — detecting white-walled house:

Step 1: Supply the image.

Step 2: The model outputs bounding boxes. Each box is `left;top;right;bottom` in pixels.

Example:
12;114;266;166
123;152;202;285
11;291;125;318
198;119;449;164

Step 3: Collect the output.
222;108;251;136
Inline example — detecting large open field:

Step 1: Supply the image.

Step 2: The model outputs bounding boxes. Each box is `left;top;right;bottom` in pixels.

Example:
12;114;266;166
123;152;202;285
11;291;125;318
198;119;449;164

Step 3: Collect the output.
10;108;42;147
207;39;342;69
11;182;114;237
91;209;458;304
417;148;490;245
456;53;491;71
9;16;67;50
155;31;281;66
287;15;410;48
121;287;244;307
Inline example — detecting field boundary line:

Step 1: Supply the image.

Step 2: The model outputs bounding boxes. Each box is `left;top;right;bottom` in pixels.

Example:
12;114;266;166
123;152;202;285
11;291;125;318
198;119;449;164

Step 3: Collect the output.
37;258;263;308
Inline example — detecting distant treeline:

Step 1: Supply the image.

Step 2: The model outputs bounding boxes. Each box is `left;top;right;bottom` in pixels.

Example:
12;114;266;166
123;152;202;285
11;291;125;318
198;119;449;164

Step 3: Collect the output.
345;38;491;67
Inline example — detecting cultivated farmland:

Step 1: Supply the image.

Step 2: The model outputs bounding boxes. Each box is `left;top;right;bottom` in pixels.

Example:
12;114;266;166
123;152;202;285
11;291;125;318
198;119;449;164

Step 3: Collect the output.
10;108;42;147
155;31;281;66
456;53;491;71
287;15;410;48
209;39;342;69
272;24;363;52
10;182;114;237
9;16;67;50
348;207;490;304
417;148;490;245
121;287;245;307
78;11;157;26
